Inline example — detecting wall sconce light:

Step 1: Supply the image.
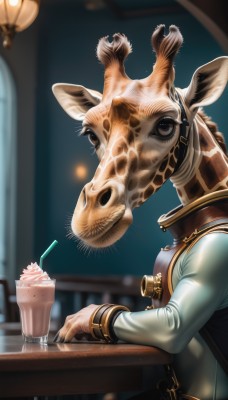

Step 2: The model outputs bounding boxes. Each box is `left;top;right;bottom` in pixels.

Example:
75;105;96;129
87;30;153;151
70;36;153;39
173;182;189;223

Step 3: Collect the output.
74;164;88;181
0;0;39;49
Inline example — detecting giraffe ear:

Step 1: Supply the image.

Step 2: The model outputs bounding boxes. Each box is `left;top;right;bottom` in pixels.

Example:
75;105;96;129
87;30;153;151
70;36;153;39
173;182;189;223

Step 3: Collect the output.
185;57;228;111
52;83;102;121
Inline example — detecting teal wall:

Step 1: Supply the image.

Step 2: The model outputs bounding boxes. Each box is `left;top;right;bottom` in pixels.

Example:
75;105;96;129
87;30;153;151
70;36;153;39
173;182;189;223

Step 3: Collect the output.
34;3;228;277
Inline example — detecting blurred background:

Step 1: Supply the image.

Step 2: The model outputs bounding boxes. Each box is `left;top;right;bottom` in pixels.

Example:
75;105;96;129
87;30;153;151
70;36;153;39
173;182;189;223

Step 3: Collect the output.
0;0;227;286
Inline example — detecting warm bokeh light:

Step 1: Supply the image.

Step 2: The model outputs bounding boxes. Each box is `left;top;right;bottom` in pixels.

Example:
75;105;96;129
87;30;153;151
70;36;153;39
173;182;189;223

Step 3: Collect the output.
9;0;21;6
74;164;88;181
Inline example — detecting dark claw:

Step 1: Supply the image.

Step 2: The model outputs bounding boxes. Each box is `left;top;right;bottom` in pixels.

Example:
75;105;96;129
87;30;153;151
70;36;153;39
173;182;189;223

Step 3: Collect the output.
53;331;65;343
53;331;60;342
53;331;59;342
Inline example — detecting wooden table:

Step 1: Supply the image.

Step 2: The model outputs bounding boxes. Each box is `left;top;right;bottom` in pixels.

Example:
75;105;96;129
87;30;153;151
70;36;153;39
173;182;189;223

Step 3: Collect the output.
0;335;172;398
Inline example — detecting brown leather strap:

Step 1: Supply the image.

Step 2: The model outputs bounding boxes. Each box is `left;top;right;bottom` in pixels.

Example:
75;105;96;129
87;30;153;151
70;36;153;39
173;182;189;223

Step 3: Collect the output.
168;204;228;243
152;242;186;308
153;224;228;308
152;224;228;376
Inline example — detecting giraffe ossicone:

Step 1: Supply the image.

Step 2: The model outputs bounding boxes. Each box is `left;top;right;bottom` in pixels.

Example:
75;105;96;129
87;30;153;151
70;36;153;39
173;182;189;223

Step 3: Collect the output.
53;25;228;249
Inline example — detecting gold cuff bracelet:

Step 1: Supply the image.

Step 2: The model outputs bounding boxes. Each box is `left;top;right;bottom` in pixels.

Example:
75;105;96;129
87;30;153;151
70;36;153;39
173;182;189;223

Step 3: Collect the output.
89;303;130;343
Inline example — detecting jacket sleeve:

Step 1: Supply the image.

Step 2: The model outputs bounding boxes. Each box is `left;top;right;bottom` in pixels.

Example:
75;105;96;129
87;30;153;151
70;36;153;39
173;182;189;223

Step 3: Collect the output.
113;233;228;353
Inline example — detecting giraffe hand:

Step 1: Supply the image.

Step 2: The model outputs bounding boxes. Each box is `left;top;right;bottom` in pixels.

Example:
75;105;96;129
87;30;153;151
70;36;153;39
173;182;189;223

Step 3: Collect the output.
53;304;99;343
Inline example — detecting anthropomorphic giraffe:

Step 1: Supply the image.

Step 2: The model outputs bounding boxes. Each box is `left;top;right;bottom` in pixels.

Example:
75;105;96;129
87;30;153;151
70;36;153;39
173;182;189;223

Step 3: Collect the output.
53;25;228;399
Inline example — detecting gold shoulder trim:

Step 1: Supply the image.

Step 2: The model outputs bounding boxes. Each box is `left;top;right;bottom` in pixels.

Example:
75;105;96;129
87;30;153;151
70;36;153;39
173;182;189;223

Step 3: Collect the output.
158;189;228;230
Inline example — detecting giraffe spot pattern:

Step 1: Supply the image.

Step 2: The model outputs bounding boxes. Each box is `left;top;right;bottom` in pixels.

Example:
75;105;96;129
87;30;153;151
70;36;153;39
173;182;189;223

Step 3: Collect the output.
153;174;163;186
127;130;134;145
128;179;137;191
165;168;173;180
139;157;152;169
159;157;168;172
199;152;228;189
105;164;116;178
129;116;140;128
137;143;144;154
103;119;110;132
144;185;155;200
131;192;139;201
116;156;128;175
199;131;215;151
112;142;128;156
174;146;179;160
114;103;130;120
102;130;108;140
129;153;138;173
169;154;176;169
138;173;153;188
184;175;205;200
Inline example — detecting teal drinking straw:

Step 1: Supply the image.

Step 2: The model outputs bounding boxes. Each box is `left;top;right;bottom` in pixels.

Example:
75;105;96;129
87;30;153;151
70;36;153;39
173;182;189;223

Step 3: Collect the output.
39;240;58;269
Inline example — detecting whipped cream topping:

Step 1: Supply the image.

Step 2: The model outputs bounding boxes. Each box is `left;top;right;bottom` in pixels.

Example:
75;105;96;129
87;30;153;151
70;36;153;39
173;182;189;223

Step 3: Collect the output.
20;262;51;281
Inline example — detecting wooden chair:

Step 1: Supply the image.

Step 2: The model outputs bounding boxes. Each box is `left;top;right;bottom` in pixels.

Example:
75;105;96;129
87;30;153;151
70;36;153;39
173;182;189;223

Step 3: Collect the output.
0;279;13;322
54;274;148;325
0;279;22;335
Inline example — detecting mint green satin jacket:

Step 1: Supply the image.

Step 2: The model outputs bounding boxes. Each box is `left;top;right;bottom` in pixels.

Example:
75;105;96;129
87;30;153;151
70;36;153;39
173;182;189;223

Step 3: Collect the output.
114;233;228;400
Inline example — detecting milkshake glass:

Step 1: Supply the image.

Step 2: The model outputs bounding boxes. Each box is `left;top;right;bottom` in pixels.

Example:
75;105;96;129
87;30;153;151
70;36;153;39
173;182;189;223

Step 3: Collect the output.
16;263;55;344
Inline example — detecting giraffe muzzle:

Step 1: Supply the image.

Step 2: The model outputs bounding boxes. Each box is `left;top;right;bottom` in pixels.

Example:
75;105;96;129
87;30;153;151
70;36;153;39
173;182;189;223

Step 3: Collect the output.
71;180;133;248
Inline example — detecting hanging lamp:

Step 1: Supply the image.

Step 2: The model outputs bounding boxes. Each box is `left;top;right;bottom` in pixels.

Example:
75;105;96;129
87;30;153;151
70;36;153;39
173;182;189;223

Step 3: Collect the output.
0;0;39;49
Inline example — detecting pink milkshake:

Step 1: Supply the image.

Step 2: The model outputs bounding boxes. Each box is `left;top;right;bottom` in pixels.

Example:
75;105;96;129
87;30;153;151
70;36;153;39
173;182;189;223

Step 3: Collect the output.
16;262;55;343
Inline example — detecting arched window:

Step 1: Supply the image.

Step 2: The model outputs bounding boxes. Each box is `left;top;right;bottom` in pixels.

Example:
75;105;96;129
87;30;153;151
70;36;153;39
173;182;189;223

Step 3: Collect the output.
0;56;16;280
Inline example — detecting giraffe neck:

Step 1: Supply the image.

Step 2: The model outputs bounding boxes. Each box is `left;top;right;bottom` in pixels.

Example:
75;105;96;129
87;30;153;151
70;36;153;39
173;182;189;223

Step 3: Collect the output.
171;113;228;205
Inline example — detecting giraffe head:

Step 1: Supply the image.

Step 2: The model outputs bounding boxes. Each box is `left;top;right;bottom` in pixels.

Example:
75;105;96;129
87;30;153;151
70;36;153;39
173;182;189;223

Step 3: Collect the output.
53;25;228;248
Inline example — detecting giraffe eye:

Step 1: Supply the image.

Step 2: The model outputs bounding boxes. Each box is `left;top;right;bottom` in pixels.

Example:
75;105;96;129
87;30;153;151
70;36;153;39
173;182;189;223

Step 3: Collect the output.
156;118;176;139
84;129;100;149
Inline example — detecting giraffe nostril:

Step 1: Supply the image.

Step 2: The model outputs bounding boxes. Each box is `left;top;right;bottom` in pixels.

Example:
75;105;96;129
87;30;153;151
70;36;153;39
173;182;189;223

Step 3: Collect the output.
99;188;112;206
82;188;86;207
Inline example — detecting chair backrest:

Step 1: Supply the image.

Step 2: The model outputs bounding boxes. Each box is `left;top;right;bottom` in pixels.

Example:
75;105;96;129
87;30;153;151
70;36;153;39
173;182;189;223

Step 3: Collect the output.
0;279;12;322
53;274;148;325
